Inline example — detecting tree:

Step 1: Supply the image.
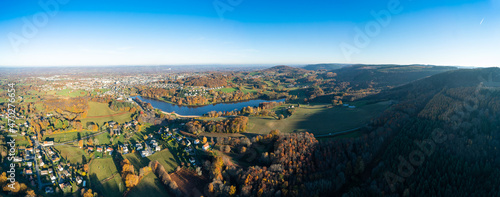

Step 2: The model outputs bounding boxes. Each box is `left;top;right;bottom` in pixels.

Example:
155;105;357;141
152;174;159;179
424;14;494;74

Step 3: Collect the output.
78;140;84;148
202;136;207;144
125;174;139;188
229;185;236;196
0;172;7;186
25;189;36;197
83;189;94;197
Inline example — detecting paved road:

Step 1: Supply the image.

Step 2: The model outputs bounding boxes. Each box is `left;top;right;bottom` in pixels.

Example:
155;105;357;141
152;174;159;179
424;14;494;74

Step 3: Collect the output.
33;140;42;190
315;126;363;138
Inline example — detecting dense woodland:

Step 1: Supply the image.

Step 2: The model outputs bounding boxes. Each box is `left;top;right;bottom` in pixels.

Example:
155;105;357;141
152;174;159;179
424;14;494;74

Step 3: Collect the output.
200;68;500;197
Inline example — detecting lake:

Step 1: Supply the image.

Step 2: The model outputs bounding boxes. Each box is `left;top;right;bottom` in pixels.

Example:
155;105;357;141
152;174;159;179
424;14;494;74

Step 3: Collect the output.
133;96;285;116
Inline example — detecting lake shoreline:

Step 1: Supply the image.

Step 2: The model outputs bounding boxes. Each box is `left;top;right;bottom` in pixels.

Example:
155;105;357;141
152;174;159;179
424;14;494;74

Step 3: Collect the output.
134;95;285;116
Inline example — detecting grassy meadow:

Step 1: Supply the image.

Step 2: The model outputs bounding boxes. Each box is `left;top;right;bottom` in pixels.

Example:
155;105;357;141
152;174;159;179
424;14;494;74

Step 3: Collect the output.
247;101;389;135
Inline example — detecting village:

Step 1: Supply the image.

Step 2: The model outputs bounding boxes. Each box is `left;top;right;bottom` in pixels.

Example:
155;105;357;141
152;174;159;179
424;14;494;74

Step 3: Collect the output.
8;121;212;195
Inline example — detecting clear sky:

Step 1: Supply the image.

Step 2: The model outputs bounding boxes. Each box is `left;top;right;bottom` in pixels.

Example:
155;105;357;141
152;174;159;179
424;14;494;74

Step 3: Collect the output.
0;0;498;67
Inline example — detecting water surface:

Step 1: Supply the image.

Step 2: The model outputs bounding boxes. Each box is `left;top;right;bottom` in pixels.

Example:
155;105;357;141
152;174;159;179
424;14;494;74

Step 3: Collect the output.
134;96;285;116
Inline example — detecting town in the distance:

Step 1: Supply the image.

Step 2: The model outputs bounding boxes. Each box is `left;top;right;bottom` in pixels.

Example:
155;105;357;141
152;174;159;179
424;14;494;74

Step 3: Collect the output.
1;64;500;197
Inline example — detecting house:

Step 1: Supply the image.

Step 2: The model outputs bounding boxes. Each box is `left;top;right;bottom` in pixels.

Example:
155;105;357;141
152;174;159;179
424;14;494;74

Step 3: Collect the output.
59;182;71;190
40;170;48;175
141;149;152;157
76;176;83;184
58;165;64;171
106;147;114;155
189;157;196;164
43;141;54;146
26;147;33;153
136;143;143;150
194;139;200;145
177;136;183;142
25;169;33;175
96;147;103;152
202;143;210;151
87;147;94;152
13;156;22;162
155;146;161;151
186;140;191;146
48;168;53;173
120;145;129;153
27;162;32;167
25;155;35;161
63;170;71;177
167;132;172;137
150;140;156;145
50;175;56;182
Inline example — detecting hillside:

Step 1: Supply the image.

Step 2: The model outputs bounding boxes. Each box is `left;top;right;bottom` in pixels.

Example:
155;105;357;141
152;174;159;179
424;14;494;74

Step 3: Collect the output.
262;65;311;74
301;63;350;71
345;68;500;196
334;64;457;89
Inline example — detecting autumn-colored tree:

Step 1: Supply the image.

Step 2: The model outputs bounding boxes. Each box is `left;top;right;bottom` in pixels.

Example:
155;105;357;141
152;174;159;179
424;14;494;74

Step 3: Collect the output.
229;185;237;196
125;174;139;188
78;140;84;148
208;183;214;193
0;172;6;186
87;138;93;146
2;182;26;194
83;189;94;197
202;136;207;144
25;189;36;197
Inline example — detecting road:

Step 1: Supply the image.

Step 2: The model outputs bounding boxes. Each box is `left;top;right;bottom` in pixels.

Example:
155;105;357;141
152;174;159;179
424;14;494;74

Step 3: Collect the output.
314;126;363;138
33;139;42;190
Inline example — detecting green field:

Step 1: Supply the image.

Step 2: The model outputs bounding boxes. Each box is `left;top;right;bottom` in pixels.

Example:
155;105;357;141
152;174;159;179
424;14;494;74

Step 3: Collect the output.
148;148;178;172
54;145;89;164
124;144;178;173
247;101;390;135
81;102;132;126
89;158;124;197
127;173;171;197
43;131;98;143
56;89;87;97
86;102;122;117
218;87;238;93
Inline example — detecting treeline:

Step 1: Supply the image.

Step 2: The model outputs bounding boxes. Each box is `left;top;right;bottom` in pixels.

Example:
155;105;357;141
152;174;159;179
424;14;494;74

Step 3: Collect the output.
182;74;230;88
203;101;283;118
109;100;137;112
202;129;390;197
149;160;182;196
185;116;249;134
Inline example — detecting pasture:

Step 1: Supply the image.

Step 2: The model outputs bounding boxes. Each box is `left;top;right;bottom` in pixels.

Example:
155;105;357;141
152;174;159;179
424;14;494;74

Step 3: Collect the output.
247;101;389;135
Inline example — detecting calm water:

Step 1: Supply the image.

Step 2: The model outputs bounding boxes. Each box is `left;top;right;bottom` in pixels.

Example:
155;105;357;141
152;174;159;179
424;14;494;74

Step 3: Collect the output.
133;96;285;116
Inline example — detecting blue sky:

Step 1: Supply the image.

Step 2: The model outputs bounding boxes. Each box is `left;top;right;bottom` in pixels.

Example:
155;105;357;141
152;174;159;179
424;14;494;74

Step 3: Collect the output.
0;0;498;67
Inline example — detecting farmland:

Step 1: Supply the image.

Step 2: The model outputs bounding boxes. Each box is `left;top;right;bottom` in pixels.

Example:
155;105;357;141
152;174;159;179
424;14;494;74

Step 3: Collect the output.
89;158;125;197
247;101;390;135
